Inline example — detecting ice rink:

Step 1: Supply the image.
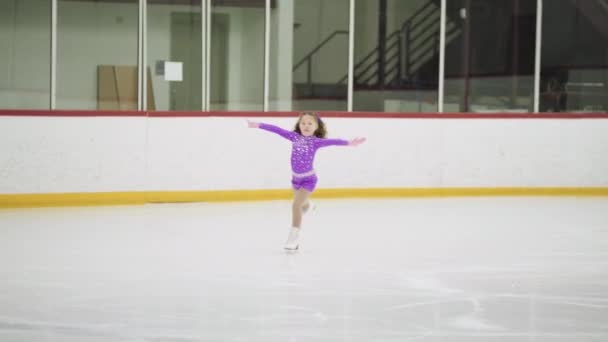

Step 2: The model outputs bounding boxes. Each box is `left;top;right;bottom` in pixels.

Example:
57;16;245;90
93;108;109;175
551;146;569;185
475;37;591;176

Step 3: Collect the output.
1;197;607;341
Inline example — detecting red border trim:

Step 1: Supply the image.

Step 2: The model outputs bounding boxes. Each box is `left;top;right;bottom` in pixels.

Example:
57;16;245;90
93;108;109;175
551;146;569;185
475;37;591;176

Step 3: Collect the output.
1;109;607;119
0;109;144;117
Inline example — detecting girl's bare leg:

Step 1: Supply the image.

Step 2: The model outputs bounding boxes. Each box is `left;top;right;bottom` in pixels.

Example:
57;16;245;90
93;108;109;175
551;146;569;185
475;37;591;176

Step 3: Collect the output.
302;200;310;213
292;189;311;228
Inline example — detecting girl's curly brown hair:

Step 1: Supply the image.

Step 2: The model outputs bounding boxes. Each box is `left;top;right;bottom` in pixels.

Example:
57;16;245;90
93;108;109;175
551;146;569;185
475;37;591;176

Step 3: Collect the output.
293;111;327;138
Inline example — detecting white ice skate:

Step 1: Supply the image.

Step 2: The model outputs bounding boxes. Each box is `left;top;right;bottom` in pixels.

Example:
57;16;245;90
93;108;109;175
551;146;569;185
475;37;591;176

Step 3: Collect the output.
284;227;300;250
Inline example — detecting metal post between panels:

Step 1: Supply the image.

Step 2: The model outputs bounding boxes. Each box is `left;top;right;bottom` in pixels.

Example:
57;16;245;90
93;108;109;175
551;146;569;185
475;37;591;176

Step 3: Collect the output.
437;0;446;113
51;0;57;109
263;0;270;111
201;0;207;111
533;0;543;113
205;0;211;110
137;0;144;110
347;0;355;111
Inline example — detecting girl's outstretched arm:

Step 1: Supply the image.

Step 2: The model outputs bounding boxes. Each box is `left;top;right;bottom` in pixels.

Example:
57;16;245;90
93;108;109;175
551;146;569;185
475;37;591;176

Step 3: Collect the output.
348;137;366;146
315;136;366;148
248;120;297;141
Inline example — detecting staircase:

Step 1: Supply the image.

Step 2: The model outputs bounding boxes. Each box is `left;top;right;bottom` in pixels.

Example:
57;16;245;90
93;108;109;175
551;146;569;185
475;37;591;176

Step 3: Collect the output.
293;0;462;99
292;30;349;99
351;0;461;90
567;0;608;38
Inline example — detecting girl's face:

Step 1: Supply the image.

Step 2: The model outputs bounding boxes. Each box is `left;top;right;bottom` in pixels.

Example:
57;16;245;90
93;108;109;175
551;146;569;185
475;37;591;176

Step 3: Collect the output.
298;114;319;137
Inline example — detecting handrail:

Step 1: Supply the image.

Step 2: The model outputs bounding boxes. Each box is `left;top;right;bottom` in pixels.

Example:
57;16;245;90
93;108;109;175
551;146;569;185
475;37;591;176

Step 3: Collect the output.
339;32;401;84
345;0;441;87
402;0;435;31
352;47;379;72
409;16;441;43
306;0;461;90
354;32;399;71
406;25;459;70
409;25;440;53
403;3;436;34
292;30;348;71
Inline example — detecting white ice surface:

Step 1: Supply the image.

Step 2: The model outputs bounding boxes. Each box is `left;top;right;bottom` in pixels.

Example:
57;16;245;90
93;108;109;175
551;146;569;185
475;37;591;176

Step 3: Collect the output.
0;197;607;341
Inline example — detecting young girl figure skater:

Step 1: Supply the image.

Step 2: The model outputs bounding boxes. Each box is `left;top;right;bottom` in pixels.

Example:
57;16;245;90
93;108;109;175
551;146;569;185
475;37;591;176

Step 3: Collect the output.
248;112;366;250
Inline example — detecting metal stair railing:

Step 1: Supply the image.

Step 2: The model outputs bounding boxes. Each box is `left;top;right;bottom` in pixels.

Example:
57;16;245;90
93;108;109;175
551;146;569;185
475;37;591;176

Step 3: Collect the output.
292;30;349;89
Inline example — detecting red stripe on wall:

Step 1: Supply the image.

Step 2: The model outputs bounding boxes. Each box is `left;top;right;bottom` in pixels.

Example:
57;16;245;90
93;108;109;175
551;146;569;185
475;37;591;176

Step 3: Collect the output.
0;109;145;117
1;109;608;119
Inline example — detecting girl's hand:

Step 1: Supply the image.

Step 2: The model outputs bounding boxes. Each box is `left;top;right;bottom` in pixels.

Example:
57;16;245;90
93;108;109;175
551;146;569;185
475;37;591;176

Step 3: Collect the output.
348;137;366;146
247;120;260;128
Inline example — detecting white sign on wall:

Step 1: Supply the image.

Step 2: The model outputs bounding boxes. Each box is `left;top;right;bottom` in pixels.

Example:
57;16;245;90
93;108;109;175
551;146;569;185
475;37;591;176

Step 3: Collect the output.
155;61;183;82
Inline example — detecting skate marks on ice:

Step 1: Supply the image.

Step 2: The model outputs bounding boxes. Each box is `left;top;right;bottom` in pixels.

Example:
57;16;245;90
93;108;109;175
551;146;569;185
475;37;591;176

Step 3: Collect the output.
0;198;607;341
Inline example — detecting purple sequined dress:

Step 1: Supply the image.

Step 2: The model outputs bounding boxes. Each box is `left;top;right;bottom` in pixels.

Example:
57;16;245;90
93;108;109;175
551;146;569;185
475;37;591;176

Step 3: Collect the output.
259;123;348;191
